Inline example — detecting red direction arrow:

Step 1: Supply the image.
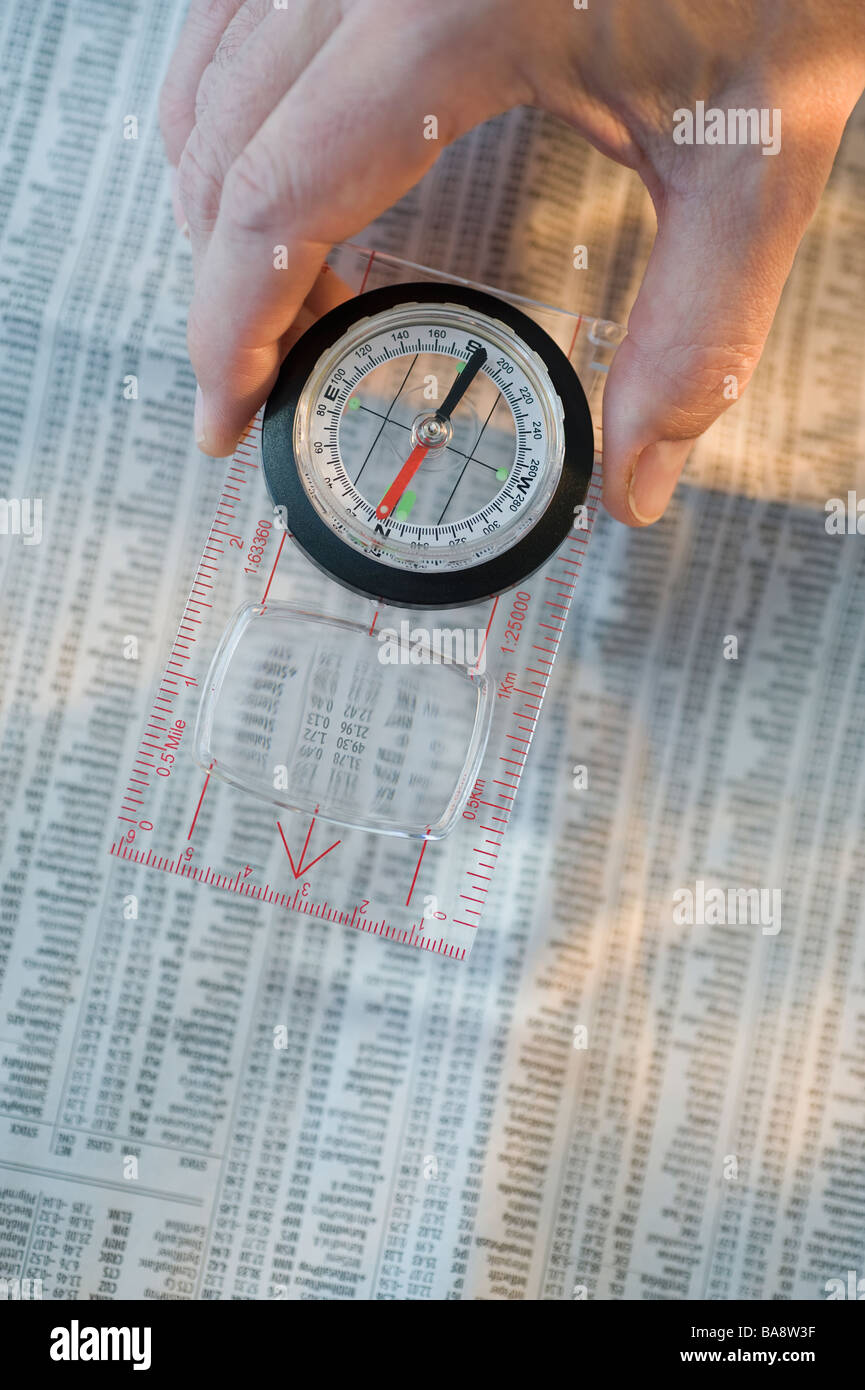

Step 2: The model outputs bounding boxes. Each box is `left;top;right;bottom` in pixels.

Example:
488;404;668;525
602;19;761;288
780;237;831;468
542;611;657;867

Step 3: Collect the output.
277;816;341;880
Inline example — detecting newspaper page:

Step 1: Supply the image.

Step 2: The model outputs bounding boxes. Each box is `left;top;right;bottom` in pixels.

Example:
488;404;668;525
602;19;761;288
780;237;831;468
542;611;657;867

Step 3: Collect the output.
1;1;864;1304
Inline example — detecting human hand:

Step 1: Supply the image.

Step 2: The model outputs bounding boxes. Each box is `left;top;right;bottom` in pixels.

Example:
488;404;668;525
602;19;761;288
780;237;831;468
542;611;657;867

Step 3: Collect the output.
160;0;865;523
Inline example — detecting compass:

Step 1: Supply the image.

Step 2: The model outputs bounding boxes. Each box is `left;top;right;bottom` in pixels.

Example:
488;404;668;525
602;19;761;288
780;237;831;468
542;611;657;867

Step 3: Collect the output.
261;282;594;609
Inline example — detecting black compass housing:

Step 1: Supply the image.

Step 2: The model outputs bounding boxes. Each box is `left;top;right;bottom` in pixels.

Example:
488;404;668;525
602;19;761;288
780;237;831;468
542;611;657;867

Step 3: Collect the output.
261;282;595;609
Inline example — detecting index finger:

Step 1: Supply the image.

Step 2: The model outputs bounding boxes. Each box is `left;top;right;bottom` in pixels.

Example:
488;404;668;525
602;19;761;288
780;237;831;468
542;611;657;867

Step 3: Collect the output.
187;4;520;455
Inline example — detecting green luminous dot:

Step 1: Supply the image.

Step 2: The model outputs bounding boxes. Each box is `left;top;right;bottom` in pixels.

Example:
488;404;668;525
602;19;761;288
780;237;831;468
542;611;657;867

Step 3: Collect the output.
394;490;417;520
347;396;360;410
454;361;466;373
496;467;509;481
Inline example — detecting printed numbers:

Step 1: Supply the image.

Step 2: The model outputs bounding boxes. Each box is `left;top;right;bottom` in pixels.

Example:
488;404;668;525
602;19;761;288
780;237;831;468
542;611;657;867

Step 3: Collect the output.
500;591;530;653
244;518;273;574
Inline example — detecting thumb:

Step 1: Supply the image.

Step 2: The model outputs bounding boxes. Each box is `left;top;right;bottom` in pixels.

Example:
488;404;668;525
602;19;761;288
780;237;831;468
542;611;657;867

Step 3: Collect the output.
601;139;835;526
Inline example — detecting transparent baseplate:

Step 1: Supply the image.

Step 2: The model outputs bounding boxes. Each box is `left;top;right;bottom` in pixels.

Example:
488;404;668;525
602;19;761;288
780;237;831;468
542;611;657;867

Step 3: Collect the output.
109;245;623;959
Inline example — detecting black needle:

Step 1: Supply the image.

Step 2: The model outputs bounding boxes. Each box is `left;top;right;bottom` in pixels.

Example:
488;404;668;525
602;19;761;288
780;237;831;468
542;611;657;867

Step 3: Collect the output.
435;346;487;421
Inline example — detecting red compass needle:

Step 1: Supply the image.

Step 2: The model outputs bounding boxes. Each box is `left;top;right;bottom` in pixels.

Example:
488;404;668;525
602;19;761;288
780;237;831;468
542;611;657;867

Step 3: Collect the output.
376;346;487;520
376;440;430;520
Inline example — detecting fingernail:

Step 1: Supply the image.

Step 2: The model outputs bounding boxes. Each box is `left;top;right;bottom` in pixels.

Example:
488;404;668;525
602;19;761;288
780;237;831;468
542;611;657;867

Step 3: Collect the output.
194;385;207;448
628;439;692;524
179;221;190;240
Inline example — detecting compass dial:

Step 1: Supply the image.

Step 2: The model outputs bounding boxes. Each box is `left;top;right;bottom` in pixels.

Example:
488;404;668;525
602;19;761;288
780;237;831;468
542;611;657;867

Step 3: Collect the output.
262;283;594;608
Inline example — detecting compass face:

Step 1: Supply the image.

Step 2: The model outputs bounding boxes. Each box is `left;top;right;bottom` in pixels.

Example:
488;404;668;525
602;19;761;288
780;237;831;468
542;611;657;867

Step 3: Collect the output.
262;283;594;608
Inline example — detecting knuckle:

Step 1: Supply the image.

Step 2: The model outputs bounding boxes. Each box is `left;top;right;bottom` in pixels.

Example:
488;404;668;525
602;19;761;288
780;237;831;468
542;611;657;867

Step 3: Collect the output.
210;33;245;71
210;4;263;68
194;60;222;126
675;339;760;390
635;338;762;432
177;126;226;226
675;342;761;426
195;0;272;121
187;0;240;32
221;145;287;236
